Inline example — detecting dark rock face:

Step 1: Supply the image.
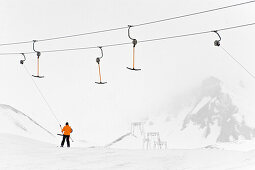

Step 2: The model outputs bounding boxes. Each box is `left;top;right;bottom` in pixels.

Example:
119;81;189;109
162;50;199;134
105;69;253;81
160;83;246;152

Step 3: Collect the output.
182;77;255;142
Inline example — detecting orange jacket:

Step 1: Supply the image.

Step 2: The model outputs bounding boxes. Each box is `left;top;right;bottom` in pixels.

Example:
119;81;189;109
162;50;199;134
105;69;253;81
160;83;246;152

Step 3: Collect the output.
62;125;72;135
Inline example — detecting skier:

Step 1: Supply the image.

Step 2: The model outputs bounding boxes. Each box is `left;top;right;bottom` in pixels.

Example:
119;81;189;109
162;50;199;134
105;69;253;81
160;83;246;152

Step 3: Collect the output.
61;122;73;147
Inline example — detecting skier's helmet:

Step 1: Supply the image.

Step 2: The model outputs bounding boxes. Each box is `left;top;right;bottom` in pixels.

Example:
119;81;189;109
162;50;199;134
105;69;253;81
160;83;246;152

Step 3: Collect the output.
66;122;69;125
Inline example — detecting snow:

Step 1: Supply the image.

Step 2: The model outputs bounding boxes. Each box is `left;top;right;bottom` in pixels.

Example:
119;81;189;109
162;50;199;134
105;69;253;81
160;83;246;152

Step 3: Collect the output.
1;77;255;169
0;104;56;143
0;104;93;148
106;133;146;149
190;96;212;115
2;134;255;170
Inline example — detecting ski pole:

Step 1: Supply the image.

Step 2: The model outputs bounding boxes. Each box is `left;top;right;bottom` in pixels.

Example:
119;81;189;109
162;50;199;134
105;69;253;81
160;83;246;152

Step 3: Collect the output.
70;136;74;142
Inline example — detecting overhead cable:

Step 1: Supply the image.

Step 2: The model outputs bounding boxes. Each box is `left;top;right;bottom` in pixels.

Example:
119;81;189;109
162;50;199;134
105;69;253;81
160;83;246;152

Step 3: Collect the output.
0;0;254;46
0;22;255;56
133;0;255;27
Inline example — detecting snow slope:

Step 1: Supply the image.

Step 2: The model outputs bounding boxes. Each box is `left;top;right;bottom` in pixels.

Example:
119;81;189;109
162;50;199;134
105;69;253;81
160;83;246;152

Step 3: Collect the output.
0;104;56;143
2;133;255;170
105;132;147;149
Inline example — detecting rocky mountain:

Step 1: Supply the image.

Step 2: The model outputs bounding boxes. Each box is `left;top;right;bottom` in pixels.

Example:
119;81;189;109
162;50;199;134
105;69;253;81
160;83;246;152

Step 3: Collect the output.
106;77;255;149
182;77;255;142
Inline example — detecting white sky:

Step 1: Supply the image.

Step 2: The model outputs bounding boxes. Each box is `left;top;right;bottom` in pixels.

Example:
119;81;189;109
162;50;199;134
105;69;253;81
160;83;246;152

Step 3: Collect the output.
0;0;255;144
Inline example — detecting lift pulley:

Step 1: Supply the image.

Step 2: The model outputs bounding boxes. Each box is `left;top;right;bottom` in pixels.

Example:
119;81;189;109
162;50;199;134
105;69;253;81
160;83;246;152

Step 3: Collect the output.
95;46;107;84
20;53;26;65
213;30;221;47
32;40;44;78
127;25;141;71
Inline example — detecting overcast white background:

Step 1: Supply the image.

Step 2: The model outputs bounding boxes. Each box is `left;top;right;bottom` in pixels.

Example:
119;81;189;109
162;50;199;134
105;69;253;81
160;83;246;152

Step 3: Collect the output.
0;0;255;144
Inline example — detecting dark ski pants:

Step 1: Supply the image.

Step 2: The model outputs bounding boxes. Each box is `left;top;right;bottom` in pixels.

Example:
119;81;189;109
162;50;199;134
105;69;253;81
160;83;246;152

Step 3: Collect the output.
61;135;70;147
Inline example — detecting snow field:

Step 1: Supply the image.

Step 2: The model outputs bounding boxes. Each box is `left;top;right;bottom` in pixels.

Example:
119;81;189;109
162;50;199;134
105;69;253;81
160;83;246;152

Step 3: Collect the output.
1;134;255;170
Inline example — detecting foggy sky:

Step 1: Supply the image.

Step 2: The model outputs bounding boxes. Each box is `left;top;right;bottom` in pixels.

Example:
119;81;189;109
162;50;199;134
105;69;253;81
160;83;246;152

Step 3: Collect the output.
0;0;255;143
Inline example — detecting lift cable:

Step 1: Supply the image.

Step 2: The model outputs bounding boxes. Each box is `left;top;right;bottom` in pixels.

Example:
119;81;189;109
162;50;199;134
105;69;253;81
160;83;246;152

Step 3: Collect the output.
133;0;255;27
37;26;128;42
21;62;61;126
0;22;255;56
0;40;34;47
20;55;72;141
139;22;255;43
210;27;255;80
22;64;74;141
220;46;255;81
0;0;255;46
